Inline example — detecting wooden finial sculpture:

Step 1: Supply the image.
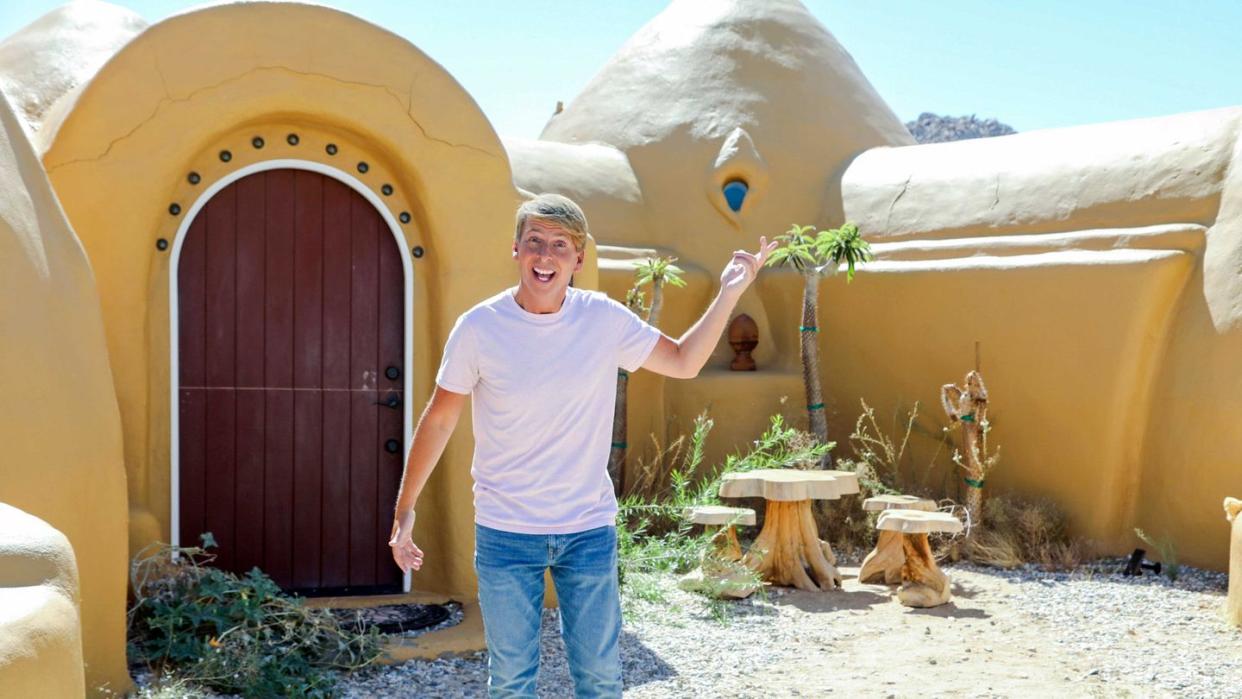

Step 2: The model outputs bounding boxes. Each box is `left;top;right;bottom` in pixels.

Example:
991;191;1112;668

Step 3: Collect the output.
727;313;759;370
941;370;997;531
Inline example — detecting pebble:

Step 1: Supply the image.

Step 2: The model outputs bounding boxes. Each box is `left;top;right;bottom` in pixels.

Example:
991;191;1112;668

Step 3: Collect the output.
131;561;1242;698
954;560;1240;699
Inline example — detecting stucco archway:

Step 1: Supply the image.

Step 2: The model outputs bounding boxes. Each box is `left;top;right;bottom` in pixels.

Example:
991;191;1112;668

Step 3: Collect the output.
42;1;521;603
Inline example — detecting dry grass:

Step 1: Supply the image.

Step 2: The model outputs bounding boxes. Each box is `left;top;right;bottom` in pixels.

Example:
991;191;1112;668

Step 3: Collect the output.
956;495;1089;570
823;399;949;557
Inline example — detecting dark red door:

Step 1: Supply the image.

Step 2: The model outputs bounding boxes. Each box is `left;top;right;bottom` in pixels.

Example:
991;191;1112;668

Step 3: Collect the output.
178;169;405;594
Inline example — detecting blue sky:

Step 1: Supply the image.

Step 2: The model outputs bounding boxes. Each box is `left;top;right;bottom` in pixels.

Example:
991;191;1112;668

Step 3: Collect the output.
2;1;1239;138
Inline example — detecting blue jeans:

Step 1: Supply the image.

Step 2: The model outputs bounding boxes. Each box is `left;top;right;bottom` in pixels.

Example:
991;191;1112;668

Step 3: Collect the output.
474;523;622;699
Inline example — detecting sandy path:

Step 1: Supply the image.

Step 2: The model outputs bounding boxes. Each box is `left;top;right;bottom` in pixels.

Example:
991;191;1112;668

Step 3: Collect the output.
736;567;1135;697
628;565;1161;698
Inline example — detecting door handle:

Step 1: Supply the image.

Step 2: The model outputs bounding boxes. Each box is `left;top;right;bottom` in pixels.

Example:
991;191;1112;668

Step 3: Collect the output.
374;393;402;409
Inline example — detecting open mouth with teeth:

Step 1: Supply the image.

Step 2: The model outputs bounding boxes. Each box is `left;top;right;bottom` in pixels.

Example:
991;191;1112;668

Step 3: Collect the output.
533;267;556;283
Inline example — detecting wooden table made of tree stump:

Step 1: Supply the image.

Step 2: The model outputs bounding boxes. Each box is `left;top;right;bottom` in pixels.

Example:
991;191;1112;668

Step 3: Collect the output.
859;495;938;585
718;469;859;591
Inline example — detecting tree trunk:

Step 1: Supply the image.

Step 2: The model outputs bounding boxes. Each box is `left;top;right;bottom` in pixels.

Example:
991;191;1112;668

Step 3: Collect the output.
609;279;664;497
800;272;828;463
742;500;840;591
607;370;628;495
648;279;665;328
896;532;951;607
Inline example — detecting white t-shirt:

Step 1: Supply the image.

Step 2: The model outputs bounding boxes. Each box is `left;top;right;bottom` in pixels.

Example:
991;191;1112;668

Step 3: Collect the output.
435;286;662;534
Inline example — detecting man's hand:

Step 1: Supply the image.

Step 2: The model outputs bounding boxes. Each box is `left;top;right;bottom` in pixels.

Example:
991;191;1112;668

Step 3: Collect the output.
388;509;424;573
720;236;778;295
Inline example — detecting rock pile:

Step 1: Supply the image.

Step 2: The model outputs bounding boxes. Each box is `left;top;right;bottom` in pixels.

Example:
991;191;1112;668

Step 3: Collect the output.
905;112;1017;143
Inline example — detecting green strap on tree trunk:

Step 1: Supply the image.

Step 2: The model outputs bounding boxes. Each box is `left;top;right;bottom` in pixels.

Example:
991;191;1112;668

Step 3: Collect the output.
807;402;824;411
611;442;627;449
617;369;628;378
959;413;975;423
964;477;985;489
799;326;819;332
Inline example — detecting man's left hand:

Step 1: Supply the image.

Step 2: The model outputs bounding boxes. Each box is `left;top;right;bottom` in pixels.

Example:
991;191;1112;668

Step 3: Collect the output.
721;236;778;295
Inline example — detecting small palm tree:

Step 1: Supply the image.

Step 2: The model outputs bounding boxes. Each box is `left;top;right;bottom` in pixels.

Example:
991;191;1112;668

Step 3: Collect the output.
634;256;686;328
609;256;684;495
766;223;872;462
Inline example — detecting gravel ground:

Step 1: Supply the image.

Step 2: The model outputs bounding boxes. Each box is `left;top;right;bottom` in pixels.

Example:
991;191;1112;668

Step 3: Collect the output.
135;561;1242;697
338;562;1242;698
961;560;1242;697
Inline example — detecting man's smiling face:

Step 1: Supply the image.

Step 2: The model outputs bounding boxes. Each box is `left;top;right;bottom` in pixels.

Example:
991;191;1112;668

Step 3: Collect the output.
513;218;584;311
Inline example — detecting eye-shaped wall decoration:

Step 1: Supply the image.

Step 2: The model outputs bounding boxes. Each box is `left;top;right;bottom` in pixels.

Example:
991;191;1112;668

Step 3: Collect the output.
723;180;749;212
707;126;768;223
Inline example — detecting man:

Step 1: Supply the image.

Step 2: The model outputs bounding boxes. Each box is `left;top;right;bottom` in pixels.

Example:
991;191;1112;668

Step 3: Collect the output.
389;193;774;697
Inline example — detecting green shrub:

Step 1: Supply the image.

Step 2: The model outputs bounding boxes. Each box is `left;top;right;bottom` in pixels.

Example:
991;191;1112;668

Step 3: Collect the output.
127;535;382;698
617;412;831;582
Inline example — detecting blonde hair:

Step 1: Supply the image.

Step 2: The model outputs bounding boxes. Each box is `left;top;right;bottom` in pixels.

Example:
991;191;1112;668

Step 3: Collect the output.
514;193;589;251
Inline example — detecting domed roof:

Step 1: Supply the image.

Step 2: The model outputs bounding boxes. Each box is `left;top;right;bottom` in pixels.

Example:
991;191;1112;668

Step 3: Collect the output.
0;1;146;134
541;0;912;150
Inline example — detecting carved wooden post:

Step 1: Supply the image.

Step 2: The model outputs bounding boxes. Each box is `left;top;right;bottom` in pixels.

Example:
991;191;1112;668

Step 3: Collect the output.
941;370;991;530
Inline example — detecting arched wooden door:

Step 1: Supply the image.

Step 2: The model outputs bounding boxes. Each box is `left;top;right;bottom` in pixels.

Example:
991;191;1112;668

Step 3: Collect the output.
177;168;405;595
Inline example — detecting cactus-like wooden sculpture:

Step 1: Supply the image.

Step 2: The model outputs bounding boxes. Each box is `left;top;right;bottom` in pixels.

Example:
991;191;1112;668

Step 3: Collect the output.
940;370;998;531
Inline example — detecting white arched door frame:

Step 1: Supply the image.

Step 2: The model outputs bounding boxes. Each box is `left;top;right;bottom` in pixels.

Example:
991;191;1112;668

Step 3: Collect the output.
168;159;414;592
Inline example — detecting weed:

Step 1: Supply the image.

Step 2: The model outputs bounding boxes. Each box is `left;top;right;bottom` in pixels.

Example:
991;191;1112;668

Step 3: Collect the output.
127;535;382;698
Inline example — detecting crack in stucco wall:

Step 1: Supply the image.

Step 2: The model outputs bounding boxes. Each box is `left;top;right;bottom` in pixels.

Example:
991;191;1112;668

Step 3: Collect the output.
48;64;497;171
884;174;912;229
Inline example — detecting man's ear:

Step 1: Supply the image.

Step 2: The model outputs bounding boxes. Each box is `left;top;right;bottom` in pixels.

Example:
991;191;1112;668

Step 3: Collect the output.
512;241;519;259
574;249;584;273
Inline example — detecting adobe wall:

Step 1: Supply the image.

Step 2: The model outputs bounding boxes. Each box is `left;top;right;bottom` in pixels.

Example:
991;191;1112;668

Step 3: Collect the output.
0;504;86;698
839;108;1242;565
41;2;521;601
0;88;128;692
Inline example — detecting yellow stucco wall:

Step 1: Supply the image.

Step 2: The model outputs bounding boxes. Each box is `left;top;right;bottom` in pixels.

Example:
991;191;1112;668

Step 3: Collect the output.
840;108;1242;566
42;2;521;605
0;504;86;698
0;86;128;693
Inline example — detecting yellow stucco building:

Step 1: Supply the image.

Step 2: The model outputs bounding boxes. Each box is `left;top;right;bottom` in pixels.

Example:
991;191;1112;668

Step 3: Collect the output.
1;0;1240;693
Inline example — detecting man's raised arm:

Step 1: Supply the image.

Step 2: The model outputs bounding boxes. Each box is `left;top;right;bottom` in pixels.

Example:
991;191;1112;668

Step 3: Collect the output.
388;386;468;573
641;237;777;380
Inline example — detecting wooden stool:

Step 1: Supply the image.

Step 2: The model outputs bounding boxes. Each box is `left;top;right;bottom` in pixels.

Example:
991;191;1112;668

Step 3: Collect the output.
859;495;937;585
683;505;756;561
679;505;758;599
875;510;963;608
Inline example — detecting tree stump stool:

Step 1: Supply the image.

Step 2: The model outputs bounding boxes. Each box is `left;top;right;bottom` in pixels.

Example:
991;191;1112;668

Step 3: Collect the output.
679;505;758;599
875;510;962;607
683;505;756;561
718;469;859;592
859;495;937;585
